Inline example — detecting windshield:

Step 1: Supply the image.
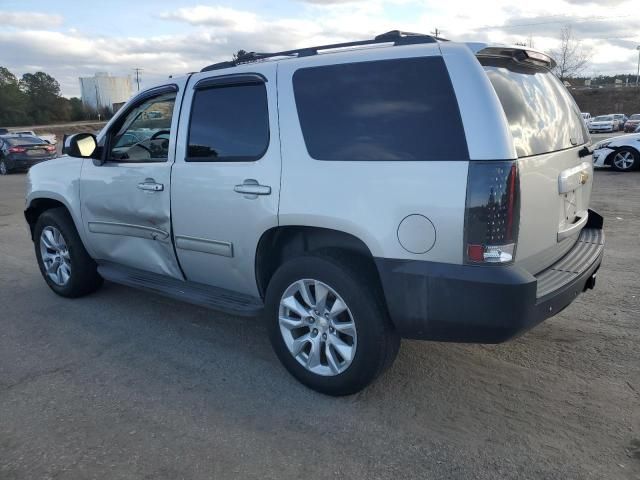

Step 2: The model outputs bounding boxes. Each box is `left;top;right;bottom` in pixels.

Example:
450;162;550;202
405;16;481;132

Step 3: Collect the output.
481;58;587;157
630;114;640;120
594;116;612;122
581;113;589;118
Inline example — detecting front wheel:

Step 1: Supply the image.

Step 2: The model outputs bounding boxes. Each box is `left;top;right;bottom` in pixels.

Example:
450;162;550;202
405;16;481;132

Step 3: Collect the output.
34;207;103;297
0;160;8;175
610;148;638;172
264;253;399;396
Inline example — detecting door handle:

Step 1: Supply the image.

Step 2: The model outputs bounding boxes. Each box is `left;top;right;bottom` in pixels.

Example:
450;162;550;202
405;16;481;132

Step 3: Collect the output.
137;179;164;192
234;179;271;196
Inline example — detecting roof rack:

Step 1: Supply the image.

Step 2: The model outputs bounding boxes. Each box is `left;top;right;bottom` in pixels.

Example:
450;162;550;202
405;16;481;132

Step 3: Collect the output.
201;30;443;72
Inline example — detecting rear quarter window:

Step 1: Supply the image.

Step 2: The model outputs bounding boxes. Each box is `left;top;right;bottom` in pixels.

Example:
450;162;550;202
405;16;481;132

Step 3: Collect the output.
292;56;469;161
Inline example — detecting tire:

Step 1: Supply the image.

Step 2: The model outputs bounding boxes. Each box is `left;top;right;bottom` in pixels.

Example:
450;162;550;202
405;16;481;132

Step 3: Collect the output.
0;160;8;175
610;148;638;172
34;207;103;297
264;252;400;396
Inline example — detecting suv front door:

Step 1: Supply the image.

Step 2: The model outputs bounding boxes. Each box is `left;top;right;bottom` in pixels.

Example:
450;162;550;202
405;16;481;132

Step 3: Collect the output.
79;84;185;278
171;64;280;296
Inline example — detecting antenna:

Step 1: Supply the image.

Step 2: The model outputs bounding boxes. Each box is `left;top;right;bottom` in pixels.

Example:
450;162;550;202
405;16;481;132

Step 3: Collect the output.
431;28;443;38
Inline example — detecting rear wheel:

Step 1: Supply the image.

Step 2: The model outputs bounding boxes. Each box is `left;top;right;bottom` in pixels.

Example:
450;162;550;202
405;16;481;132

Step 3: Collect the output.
265;253;399;396
34;207;103;297
610;148;638;172
0;160;8;175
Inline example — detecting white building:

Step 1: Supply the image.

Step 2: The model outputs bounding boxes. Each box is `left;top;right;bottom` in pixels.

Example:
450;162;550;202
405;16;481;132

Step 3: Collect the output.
79;72;132;112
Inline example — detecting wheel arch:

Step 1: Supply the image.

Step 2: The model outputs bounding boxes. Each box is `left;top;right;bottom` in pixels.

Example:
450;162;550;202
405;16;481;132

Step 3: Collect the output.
606;144;640;167
255;226;382;299
25;194;77;241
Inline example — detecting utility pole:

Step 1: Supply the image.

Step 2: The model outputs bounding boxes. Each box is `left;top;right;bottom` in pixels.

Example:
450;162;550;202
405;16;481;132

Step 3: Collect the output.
94;83;100;120
431;28;442;38
133;68;143;92
636;46;640;87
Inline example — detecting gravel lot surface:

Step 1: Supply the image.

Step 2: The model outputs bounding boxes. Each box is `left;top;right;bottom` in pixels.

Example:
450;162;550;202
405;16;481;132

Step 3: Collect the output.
0;168;638;479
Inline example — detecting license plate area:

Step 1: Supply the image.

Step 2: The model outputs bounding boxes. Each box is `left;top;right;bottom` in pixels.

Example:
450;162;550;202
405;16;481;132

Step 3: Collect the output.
558;161;592;239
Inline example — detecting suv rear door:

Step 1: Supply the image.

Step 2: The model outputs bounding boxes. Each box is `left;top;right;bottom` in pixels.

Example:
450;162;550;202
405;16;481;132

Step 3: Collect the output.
170;63;280;296
479;55;592;274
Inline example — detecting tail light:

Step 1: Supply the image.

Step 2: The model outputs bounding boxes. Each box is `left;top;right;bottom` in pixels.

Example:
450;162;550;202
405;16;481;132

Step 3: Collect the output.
9;146;27;153
45;145;56;152
464;161;520;264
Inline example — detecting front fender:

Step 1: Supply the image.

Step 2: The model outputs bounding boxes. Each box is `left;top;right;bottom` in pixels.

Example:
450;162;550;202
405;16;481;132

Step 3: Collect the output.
25;157;95;256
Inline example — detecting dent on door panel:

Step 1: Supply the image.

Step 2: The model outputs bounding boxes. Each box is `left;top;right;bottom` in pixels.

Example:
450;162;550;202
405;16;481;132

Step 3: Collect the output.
80;167;182;278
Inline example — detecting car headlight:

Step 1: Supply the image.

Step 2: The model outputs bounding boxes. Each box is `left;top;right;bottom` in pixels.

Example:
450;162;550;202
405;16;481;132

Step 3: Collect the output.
596;141;611;149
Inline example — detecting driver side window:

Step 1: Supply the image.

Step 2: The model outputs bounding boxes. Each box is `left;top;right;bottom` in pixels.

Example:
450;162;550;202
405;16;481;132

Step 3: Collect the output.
109;92;176;163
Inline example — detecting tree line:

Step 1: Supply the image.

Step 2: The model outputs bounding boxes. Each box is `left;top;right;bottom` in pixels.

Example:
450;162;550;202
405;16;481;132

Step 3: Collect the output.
0;66;91;127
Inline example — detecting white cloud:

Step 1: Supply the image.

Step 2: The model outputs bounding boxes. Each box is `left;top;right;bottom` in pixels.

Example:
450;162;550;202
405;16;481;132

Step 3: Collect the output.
0;11;63;29
1;1;639;97
159;5;260;31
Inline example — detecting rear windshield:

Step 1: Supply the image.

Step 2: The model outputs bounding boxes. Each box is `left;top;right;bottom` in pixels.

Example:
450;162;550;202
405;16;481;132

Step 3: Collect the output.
5;136;44;145
594;116;612;121
630;114;640;120
481;58;587;158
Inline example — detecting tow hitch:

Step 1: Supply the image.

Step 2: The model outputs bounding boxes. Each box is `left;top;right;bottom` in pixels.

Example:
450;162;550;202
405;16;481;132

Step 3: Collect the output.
584;269;598;291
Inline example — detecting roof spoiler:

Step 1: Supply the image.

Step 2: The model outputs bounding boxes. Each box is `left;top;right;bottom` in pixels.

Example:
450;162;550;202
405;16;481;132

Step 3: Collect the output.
470;44;556;69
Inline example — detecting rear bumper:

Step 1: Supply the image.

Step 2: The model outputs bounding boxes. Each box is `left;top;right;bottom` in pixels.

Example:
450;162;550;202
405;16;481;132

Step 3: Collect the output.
375;211;605;343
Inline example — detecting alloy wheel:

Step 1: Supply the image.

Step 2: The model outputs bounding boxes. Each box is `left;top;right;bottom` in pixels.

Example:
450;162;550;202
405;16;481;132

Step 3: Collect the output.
613;151;635;171
0;161;7;175
278;279;357;376
40;226;71;286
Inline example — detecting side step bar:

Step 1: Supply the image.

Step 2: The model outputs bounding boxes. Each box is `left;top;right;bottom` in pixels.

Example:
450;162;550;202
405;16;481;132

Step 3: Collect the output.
97;263;263;317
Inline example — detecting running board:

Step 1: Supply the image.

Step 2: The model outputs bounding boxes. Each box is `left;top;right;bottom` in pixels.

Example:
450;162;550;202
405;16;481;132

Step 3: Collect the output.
97;263;263;317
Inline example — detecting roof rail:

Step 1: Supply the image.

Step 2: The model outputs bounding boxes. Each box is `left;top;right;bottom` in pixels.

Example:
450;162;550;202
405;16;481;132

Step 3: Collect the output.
201;30;442;72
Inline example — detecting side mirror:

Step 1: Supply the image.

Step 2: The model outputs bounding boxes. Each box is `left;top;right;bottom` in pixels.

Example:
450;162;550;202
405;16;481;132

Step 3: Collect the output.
64;133;97;158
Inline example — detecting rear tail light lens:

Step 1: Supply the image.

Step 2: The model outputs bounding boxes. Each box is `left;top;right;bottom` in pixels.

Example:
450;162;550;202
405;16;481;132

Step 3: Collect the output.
45;145;56;152
464;161;520;264
8;146;27;153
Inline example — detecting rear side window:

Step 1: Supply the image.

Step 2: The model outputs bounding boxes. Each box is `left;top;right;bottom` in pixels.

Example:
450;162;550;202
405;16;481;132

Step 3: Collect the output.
293;57;469;161
187;83;269;162
481;58;588;158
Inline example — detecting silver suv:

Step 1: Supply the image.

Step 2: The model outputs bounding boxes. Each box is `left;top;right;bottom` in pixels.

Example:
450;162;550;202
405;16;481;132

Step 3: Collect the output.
25;31;604;395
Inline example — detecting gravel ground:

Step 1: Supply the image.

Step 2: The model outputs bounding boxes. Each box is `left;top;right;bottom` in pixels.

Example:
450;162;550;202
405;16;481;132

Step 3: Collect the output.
0;169;638;479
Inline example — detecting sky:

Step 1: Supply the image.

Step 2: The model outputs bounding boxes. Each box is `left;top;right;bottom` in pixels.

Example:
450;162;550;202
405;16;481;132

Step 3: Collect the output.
2;0;640;97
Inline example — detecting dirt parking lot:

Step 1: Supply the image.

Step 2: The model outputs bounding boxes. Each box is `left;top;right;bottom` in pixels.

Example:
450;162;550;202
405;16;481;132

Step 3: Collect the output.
0;169;638;479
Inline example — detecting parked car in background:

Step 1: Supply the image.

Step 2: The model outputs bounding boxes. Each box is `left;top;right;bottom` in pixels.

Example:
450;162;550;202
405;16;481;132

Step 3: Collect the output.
593;133;640;172
581;112;592;128
589;115;618;133
0;135;57;175
624;114;640;132
0;128;9;135
612;114;627;131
